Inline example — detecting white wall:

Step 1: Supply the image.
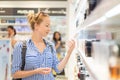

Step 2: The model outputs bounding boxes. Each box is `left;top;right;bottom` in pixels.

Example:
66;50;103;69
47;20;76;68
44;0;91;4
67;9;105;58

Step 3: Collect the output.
0;1;67;8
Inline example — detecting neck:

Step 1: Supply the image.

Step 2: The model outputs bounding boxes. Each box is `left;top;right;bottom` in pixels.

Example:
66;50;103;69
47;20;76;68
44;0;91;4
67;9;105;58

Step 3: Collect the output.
31;32;43;43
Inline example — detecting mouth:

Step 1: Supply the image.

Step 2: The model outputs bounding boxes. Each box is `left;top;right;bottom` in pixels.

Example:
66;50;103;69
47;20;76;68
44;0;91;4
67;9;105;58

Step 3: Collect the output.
46;32;49;34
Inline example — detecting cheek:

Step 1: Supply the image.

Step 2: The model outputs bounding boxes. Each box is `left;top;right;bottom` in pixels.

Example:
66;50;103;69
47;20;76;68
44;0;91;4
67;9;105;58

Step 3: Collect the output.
39;29;44;35
9;30;12;33
36;26;43;32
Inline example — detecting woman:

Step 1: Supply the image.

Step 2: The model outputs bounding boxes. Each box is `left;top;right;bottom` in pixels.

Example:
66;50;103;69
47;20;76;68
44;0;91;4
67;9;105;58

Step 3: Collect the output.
7;25;16;38
7;25;17;47
12;12;75;80
52;31;65;76
53;31;63;60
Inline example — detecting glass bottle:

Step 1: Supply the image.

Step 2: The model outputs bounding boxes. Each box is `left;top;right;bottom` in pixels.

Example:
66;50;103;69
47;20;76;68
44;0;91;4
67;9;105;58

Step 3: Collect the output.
109;44;120;80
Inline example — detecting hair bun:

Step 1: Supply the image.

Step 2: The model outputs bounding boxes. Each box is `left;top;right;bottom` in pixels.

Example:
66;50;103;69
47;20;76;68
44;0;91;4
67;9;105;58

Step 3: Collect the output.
27;13;35;24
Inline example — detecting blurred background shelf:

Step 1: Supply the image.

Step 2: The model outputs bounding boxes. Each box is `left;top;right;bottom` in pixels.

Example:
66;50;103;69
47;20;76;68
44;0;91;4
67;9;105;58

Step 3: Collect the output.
68;0;120;80
0;23;29;26
78;0;120;28
77;49;110;80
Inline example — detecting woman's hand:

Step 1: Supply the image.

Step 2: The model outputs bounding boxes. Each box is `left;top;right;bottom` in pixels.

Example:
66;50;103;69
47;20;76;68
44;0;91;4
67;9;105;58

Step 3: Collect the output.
67;40;75;54
34;67;52;75
55;41;61;49
57;40;75;71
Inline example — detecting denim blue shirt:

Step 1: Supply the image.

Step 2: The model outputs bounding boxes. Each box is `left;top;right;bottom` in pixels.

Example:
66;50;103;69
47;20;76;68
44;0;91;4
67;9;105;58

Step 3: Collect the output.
12;39;60;80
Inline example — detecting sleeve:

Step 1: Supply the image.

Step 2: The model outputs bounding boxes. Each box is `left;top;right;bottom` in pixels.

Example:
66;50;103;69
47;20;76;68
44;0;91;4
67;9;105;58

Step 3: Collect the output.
11;41;23;74
51;43;62;73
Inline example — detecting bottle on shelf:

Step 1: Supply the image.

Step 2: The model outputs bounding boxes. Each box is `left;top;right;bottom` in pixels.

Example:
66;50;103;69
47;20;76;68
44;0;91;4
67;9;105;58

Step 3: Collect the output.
85;40;92;57
109;44;120;80
79;63;86;80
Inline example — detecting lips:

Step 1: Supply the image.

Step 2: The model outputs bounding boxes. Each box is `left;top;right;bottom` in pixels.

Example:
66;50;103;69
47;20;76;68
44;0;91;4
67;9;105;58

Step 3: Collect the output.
46;32;49;34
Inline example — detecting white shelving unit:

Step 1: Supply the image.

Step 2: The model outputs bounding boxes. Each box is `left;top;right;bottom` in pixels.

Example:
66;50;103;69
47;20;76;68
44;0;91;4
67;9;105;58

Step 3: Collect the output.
81;1;120;29
0;16;29;26
69;0;120;80
0;31;31;35
77;49;110;80
0;15;31;39
0;23;29;26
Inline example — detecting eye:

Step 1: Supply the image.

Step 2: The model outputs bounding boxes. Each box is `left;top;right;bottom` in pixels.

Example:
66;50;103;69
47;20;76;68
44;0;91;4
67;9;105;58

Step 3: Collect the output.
46;24;50;27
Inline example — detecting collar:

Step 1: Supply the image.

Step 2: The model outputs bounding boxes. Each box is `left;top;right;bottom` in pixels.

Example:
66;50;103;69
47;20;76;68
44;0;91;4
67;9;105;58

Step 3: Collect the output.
28;38;52;47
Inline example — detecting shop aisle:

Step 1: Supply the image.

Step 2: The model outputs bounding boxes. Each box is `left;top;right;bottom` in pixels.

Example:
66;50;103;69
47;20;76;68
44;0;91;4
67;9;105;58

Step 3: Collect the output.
55;75;67;80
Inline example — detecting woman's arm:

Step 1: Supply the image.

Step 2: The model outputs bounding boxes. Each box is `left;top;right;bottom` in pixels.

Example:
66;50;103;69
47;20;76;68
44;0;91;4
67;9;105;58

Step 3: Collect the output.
12;70;37;79
57;40;75;71
12;68;51;79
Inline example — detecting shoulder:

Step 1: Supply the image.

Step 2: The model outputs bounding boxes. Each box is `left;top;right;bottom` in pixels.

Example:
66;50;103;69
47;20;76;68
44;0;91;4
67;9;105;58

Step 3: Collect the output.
14;41;23;48
44;39;54;46
12;41;23;55
14;40;28;49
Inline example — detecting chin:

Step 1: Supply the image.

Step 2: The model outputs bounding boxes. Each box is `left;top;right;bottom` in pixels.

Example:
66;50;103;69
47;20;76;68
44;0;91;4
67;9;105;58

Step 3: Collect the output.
43;34;47;37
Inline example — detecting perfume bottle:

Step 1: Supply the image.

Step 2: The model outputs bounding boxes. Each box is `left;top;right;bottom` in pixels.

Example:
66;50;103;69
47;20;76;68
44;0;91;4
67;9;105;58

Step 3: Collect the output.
85;41;92;57
109;44;120;80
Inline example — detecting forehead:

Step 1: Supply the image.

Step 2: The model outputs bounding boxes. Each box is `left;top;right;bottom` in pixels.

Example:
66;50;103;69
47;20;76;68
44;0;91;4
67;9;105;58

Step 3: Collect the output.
7;28;12;30
42;17;50;23
55;32;60;35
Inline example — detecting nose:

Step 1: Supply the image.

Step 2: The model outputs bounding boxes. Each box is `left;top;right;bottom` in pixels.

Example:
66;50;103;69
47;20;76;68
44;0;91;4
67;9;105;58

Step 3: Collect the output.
48;27;50;32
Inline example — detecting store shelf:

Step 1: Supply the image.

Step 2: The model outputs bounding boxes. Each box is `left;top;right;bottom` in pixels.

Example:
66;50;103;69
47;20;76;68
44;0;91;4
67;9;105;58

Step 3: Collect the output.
0;31;31;35
84;14;120;31
74;0;87;22
0;16;26;18
0;31;7;34
17;32;31;35
0;15;28;27
0;23;29;26
69;0;120;80
77;49;110;80
79;0;120;28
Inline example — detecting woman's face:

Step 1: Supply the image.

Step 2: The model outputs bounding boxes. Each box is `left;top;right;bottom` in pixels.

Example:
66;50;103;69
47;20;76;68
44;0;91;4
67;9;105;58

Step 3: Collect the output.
7;28;14;35
55;33;60;40
35;17;50;37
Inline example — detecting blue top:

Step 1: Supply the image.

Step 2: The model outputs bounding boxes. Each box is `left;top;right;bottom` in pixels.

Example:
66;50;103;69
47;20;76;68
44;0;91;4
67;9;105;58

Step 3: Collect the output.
53;41;62;54
12;39;60;80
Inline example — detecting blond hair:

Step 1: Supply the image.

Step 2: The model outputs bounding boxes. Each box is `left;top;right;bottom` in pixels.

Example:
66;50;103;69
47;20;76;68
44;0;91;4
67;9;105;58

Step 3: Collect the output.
27;12;49;30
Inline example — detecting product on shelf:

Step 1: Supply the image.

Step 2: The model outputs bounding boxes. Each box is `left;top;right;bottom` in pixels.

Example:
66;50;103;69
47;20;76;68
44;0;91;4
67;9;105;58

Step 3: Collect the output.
96;32;113;40
71;0;120;80
109;44;120;80
89;0;97;11
88;0;101;13
92;41;111;65
1;19;7;23
85;40;92;57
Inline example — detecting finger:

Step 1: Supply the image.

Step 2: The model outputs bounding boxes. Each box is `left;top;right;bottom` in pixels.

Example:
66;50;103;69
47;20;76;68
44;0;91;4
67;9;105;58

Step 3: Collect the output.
43;71;51;74
44;68;51;71
68;40;75;47
42;68;50;70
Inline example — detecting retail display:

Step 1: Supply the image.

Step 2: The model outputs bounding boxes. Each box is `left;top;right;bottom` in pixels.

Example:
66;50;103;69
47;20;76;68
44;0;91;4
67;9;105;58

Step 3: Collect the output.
0;39;11;80
0;7;67;42
0;16;67;42
69;0;120;80
0;0;120;80
0;16;31;38
85;40;92;57
0;1;67;80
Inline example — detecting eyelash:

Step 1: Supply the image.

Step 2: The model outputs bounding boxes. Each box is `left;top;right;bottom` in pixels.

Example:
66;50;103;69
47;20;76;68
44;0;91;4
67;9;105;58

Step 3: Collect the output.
46;25;49;27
